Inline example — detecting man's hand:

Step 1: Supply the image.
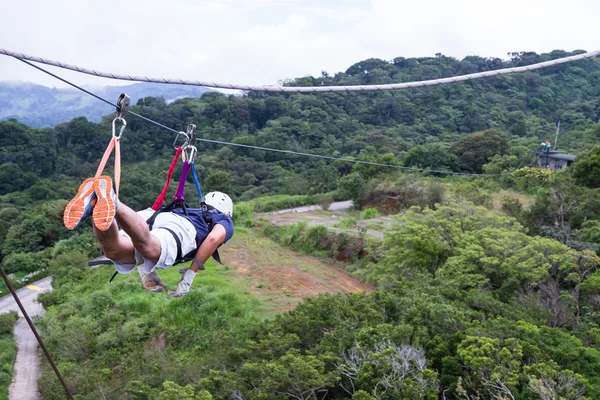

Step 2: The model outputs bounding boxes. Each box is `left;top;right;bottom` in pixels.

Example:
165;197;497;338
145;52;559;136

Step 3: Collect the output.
168;268;196;297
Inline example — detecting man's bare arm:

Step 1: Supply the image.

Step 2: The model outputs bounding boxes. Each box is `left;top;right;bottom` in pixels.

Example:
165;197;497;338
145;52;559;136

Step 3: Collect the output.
190;224;227;272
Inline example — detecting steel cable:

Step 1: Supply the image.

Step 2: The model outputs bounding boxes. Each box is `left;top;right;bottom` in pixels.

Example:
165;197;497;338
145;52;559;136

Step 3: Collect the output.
3;47;599;92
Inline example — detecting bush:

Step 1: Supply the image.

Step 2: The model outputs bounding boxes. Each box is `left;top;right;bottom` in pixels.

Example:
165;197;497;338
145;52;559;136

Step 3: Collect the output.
37;290;68;309
262;222;372;264
501;197;524;219
47;251;90;287
360;208;381;220
363;176;445;212
450;182;493;209
52;231;100;259
2;252;39;274
338;172;366;206
334;218;357;229
313;194;334;211
0;312;18;335
251;195;313;213
232;202;254;227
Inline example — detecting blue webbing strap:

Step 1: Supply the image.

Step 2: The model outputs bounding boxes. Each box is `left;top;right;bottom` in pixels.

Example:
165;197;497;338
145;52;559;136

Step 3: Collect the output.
191;162;203;202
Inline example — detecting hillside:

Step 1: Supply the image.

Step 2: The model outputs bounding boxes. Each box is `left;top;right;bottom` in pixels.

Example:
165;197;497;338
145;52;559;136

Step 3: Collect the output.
4;49;600;399
0;81;215;127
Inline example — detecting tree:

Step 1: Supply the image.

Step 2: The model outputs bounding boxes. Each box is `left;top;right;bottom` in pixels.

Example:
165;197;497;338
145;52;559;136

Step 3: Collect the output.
573;145;600;188
338;172;366;206
450;129;511;173
239;350;338;399
204;171;233;195
403;144;457;172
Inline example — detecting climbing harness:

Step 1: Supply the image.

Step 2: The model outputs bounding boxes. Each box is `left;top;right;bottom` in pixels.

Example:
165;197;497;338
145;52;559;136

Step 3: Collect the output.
144;124;223;268
95;93;130;196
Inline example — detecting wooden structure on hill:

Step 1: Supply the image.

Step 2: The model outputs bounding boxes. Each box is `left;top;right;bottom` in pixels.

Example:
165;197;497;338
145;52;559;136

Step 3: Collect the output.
537;150;575;170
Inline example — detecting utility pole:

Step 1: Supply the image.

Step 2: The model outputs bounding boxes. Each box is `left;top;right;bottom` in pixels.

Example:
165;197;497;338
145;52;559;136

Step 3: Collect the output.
554;120;560;150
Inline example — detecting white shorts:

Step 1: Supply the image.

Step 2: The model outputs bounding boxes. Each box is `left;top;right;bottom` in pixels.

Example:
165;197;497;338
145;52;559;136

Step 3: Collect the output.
112;208;198;275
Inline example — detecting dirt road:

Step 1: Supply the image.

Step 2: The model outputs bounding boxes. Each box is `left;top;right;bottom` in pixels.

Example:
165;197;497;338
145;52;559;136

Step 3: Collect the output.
0;277;52;400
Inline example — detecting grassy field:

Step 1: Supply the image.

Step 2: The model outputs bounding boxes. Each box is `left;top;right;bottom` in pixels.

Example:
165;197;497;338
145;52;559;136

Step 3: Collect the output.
491;189;535;211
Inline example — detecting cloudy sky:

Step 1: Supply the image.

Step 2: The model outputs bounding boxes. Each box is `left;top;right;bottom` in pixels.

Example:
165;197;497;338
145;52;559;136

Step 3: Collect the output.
0;0;598;89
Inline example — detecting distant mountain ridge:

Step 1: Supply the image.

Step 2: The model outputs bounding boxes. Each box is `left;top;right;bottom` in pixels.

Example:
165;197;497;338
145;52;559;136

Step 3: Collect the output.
0;81;216;127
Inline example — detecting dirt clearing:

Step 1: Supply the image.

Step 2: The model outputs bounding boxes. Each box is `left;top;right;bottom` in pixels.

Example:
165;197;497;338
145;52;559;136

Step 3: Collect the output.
219;232;373;314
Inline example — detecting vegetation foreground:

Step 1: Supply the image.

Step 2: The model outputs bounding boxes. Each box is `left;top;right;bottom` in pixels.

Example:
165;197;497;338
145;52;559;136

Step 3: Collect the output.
15;198;599;399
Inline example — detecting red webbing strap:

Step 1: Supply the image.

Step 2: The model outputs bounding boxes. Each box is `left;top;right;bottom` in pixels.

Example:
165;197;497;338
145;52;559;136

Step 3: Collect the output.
94;136;121;195
152;147;183;211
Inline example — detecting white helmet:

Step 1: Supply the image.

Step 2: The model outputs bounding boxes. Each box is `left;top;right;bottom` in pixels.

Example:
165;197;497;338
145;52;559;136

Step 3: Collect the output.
205;191;233;216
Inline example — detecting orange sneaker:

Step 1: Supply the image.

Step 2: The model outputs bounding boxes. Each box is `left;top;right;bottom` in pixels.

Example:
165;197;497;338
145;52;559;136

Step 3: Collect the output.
63;177;97;230
92;176;118;231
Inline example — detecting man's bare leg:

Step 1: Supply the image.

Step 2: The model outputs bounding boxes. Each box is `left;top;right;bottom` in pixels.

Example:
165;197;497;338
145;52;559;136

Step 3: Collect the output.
94;220;136;264
114;203;161;263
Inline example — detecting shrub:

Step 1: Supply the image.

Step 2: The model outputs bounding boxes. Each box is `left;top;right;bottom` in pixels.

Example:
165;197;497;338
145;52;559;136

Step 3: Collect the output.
52;231;100;259
232;202;254;228
2;252;39;274
252;195;313;213
360;208;381;220
338;172;366;206
313;194;334;211
501;197;524;219
0;311;18;335
364;177;445;212
37;290;68;309
334;218;357;229
450;182;493;209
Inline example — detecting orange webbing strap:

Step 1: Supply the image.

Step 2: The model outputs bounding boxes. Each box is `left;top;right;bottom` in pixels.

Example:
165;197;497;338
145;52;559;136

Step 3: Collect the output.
114;139;120;197
94;136;121;196
151;147;183;211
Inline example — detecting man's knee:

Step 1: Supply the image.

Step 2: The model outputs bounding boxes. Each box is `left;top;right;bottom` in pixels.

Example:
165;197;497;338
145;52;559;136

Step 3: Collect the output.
134;239;161;263
102;242;134;263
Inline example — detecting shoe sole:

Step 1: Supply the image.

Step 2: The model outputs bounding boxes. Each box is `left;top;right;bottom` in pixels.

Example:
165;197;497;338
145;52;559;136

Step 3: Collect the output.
63;177;96;230
93;176;116;231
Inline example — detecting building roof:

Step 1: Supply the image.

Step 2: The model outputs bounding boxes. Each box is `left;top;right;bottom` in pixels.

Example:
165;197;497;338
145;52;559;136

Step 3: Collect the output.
539;151;575;161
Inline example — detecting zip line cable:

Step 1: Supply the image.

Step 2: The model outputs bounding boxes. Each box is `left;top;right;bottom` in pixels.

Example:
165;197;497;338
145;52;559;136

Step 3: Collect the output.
3;48;600;92
17;56;503;176
0;266;74;399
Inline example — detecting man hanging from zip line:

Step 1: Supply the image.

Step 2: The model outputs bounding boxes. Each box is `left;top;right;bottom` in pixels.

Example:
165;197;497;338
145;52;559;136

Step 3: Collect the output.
62;175;234;297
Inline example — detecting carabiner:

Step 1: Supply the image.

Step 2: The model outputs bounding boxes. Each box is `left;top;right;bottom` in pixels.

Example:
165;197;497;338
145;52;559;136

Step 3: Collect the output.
112;117;127;139
173;131;189;150
183;145;198;163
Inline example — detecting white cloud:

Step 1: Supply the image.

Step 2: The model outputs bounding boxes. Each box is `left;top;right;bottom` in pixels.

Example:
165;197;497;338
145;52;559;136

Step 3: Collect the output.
0;0;598;91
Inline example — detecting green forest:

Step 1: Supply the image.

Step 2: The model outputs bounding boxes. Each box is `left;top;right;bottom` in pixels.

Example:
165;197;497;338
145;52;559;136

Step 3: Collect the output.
3;49;600;399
